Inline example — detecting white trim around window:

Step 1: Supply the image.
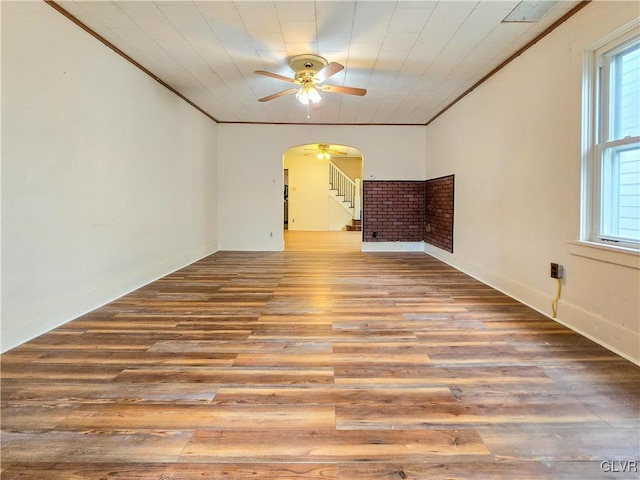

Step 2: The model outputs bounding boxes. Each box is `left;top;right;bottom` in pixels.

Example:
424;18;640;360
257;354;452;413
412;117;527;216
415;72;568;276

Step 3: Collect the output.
568;240;639;270
581;20;640;257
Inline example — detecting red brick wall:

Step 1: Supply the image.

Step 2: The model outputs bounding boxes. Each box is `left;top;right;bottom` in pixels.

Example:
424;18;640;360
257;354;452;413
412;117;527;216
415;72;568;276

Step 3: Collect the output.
362;176;454;251
424;175;454;253
363;181;425;242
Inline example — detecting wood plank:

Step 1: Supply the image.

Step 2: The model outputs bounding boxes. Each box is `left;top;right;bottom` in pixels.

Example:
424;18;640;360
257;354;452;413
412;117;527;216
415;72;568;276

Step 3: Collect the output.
0;380;218;404
58;404;335;430
336;402;605;429
232;352;431;367
478;426;640;461
113;366;334;385
148;339;334;354
182;428;490;462
0;463;338;479
332;341;434;354
336;460;618;479
211;385;456;406
1;430;191;463
31;350;236;366
1;404;80;430
0;363;123;381
334;364;554;386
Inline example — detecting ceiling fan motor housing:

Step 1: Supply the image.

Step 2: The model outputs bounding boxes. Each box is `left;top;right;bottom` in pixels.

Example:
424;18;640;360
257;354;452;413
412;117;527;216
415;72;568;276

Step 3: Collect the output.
290;54;328;83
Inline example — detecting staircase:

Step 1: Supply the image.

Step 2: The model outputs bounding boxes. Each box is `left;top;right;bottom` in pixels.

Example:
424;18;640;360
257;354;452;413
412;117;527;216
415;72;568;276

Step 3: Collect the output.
328;160;362;231
345;218;362;231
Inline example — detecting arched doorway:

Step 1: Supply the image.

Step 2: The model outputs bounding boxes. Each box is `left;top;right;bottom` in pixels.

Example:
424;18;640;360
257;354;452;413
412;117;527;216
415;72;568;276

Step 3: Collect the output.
283;143;363;249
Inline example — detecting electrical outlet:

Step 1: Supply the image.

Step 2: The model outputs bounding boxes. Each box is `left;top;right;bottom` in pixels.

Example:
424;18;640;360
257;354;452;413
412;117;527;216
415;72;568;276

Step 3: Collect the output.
550;263;564;279
372;231;377;238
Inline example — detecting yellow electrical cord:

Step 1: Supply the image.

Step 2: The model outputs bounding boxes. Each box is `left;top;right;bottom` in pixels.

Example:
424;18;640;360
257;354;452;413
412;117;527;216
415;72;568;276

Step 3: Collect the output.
551;278;562;318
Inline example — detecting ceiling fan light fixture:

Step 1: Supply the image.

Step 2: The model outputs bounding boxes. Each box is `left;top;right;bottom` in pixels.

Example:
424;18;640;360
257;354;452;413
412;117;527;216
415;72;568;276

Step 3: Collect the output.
316;144;331;160
308;87;321;104
296;84;321;105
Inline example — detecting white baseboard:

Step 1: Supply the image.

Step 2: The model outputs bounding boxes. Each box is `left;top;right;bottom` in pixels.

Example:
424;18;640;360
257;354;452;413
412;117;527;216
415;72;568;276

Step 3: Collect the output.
362;241;425;252
329;224;346;231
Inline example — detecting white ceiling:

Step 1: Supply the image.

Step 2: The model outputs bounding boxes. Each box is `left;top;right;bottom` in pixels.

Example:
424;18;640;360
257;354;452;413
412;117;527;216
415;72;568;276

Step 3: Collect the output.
55;0;583;125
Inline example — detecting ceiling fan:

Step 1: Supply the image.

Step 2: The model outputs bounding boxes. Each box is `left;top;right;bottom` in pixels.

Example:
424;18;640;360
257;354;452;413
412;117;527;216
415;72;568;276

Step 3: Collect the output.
304;144;348;160
255;54;366;114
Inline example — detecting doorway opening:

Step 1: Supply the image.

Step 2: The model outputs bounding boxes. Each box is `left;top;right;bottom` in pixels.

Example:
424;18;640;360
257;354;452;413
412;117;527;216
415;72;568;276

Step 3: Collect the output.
283;142;363;251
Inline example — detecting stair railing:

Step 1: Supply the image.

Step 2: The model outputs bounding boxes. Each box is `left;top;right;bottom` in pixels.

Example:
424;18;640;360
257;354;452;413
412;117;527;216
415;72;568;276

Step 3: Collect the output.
329;161;361;220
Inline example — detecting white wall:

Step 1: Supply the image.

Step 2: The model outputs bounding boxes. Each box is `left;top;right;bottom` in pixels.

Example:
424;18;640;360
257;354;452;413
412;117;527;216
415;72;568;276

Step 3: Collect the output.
332;157;363;182
1;2;219;352
218;124;425;250
328;198;354;231
424;1;640;364
284;153;330;230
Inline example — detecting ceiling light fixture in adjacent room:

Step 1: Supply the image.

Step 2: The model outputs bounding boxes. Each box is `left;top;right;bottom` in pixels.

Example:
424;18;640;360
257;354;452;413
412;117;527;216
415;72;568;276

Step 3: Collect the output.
316;145;331;160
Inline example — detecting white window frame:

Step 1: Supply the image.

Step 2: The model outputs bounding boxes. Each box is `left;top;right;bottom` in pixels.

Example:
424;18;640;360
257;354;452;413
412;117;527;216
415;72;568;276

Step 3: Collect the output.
582;21;640;253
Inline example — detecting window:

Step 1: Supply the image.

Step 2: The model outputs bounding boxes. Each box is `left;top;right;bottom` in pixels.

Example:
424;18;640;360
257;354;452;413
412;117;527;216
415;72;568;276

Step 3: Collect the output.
583;24;640;250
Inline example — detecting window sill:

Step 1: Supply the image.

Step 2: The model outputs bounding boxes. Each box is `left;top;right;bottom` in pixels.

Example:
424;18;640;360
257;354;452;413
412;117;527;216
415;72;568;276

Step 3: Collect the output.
568;241;640;269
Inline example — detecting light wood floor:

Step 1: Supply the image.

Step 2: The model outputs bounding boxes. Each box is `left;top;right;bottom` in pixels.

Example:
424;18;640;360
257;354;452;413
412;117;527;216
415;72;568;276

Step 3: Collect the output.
2;231;639;479
284;230;362;252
